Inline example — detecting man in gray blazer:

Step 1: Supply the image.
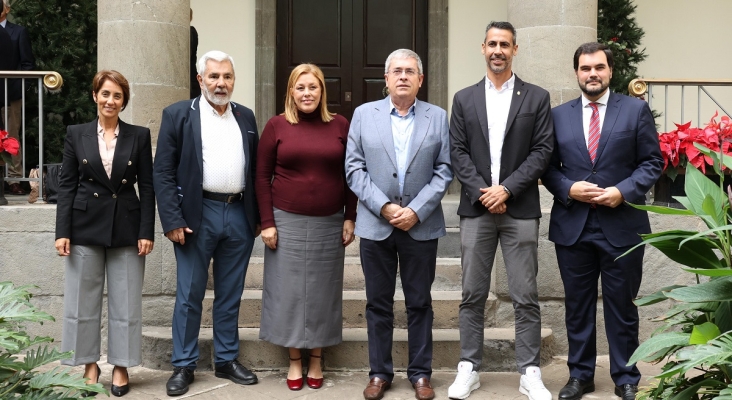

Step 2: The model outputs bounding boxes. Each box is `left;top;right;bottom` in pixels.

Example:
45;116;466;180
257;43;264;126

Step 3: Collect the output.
448;21;554;400
346;48;452;400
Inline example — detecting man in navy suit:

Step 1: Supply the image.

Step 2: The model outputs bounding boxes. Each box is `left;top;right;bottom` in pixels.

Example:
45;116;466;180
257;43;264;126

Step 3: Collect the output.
153;50;260;396
541;42;663;400
0;0;35;194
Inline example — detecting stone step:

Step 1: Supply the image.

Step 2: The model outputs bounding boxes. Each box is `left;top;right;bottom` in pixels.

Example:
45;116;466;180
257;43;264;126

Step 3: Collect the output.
209;257;465;291
199;290;496;329
140;327;555;372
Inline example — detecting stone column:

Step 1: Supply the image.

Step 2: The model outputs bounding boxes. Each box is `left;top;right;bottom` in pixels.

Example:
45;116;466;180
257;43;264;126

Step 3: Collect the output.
255;0;276;132
508;0;597;106
98;1;190;145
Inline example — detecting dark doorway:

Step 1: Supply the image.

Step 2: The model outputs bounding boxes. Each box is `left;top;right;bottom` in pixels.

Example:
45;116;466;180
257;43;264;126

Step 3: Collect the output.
276;0;428;122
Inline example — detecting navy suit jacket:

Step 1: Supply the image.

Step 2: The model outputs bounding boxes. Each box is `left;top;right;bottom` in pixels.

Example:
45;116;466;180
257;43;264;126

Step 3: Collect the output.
542;92;663;247
153;97;260;236
1;21;35;102
55;119;155;247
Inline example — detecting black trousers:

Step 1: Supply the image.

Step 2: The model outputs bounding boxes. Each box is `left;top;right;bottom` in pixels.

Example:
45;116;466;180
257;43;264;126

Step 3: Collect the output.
360;229;438;384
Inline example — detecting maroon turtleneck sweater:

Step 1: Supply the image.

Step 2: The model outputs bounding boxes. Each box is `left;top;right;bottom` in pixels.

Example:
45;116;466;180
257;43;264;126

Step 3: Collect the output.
255;110;358;229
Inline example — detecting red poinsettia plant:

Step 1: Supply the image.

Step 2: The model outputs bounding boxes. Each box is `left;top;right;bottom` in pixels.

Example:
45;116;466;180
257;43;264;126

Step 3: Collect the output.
658;112;732;180
0;129;20;165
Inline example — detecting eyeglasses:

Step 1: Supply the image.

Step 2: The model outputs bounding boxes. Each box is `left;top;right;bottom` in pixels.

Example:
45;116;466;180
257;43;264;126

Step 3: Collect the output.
389;68;418;77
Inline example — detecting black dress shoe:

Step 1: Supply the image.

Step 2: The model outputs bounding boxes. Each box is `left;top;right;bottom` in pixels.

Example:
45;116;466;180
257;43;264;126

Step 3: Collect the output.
215;360;258;385
615;384;638;400
559;377;595;400
166;367;194;396
81;364;101;398
110;366;130;397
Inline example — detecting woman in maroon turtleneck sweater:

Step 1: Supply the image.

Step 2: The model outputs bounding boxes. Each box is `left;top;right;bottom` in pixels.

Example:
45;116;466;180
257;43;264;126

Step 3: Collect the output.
255;63;357;391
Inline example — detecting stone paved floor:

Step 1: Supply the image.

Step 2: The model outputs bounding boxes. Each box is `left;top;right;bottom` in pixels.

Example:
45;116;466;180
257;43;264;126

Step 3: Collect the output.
57;356;662;399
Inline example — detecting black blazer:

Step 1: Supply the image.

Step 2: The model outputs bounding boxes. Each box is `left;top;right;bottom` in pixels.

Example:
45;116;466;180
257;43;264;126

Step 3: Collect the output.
55;119;155;247
1;21;35;101
153;97;260;236
450;75;554;219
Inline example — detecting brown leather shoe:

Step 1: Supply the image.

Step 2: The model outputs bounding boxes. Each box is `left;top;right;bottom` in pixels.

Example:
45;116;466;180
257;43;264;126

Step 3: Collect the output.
9;183;25;195
363;377;391;400
413;377;435;400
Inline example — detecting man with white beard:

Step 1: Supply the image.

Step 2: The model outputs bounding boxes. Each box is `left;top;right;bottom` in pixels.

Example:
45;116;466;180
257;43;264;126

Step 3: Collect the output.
153;50;261;396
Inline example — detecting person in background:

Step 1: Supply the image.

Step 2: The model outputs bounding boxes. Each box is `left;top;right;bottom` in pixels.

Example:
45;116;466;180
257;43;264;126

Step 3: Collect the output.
255;63;357;391
0;0;35;194
55;70;155;398
189;8;200;99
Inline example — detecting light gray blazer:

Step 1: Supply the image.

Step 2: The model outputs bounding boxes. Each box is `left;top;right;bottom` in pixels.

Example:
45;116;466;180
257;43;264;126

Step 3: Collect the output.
345;97;453;241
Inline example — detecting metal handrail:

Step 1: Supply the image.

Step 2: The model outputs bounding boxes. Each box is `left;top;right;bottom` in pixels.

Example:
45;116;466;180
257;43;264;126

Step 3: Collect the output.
1;70;64;202
628;78;732;131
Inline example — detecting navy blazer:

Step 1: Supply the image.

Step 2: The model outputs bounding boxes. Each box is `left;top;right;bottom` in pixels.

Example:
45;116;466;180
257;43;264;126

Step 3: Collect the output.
1;21;35;102
450;75;554;219
55;119;155;247
541;92;663;247
153;97;260;236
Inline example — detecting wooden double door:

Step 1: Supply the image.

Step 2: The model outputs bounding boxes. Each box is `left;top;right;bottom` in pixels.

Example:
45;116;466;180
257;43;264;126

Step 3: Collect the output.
276;0;428;121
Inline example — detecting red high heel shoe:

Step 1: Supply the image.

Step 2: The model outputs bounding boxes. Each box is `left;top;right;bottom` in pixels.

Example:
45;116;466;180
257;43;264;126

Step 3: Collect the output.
286;357;303;391
307;353;324;389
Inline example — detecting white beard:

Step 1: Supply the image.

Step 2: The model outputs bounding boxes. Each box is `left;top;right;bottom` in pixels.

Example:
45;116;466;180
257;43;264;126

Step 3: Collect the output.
203;85;231;106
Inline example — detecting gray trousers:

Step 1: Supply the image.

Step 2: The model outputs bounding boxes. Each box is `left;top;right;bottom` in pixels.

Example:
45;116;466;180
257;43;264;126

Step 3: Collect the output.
61;245;145;367
458;212;541;373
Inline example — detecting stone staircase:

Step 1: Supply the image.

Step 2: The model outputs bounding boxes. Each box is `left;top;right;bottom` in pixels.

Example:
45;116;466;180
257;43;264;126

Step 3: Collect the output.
139;194;557;372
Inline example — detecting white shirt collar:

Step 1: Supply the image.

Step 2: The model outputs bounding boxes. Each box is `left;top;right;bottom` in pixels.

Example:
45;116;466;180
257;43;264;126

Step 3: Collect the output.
0;20;6;29
199;96;232;117
581;89;611;108
97;121;119;137
486;73;515;91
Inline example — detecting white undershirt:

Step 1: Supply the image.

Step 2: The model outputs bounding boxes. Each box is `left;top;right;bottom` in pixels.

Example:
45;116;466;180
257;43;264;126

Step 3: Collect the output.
485;73;515;186
199;99;246;193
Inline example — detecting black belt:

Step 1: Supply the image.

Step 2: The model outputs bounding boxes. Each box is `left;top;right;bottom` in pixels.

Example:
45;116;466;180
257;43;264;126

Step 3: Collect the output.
202;190;245;203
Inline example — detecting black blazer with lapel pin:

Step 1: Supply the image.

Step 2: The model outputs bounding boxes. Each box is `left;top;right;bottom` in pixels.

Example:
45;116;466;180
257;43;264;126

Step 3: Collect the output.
450;75;554;219
55;119;155;247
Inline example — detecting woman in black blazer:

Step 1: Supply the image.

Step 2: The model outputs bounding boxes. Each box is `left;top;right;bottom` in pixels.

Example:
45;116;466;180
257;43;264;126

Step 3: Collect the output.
55;70;154;397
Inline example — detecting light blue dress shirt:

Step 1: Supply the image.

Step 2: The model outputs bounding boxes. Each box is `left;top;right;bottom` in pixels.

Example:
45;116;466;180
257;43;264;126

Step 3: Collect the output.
389;98;417;199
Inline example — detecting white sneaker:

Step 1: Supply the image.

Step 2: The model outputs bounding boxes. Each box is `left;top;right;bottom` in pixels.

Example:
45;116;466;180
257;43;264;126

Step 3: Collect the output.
448;361;480;399
519;366;552;400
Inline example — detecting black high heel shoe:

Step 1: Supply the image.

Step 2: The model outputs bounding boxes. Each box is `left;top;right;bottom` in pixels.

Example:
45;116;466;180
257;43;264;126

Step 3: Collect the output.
81;364;101;397
111;366;130;397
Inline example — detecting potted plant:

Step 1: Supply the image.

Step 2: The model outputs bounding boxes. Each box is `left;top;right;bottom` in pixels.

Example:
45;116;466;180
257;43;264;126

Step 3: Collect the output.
622;132;732;398
0;129;21;206
654;113;732;206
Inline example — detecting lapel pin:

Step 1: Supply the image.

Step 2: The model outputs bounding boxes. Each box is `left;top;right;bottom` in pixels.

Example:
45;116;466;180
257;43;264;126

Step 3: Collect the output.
517;91;521;96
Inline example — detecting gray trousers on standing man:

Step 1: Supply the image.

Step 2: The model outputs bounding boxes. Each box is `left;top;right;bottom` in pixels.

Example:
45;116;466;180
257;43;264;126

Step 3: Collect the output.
458;212;541;373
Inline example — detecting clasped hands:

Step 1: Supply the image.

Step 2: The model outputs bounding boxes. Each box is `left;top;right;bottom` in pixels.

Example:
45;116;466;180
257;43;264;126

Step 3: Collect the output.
381;203;418;231
479;186;509;214
569;181;624;208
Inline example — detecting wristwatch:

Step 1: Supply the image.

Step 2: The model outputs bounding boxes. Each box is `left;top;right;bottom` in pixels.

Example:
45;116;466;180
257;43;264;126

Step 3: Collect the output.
502;185;512;197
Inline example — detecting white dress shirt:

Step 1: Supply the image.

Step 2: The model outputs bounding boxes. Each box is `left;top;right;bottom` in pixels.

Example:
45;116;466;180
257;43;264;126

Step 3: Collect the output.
199;98;246;193
581;90;610;146
486;73;515;186
389;98;416;198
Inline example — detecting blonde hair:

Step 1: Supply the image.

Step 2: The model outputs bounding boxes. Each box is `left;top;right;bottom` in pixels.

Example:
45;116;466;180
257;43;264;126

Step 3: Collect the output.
283;64;334;124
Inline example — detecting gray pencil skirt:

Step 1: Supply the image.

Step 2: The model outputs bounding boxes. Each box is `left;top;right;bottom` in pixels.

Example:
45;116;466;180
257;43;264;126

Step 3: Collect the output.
259;208;345;348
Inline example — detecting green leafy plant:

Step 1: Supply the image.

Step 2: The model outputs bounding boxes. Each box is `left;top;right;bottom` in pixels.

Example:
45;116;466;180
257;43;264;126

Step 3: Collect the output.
0;281;106;399
621;140;732;399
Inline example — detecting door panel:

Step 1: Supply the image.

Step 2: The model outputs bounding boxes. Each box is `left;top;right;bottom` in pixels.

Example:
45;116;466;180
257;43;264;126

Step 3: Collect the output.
277;0;427;122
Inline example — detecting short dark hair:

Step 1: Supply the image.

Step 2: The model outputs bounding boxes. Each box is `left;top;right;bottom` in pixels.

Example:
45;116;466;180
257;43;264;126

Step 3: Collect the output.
92;70;131;111
485;21;517;45
573;42;614;71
